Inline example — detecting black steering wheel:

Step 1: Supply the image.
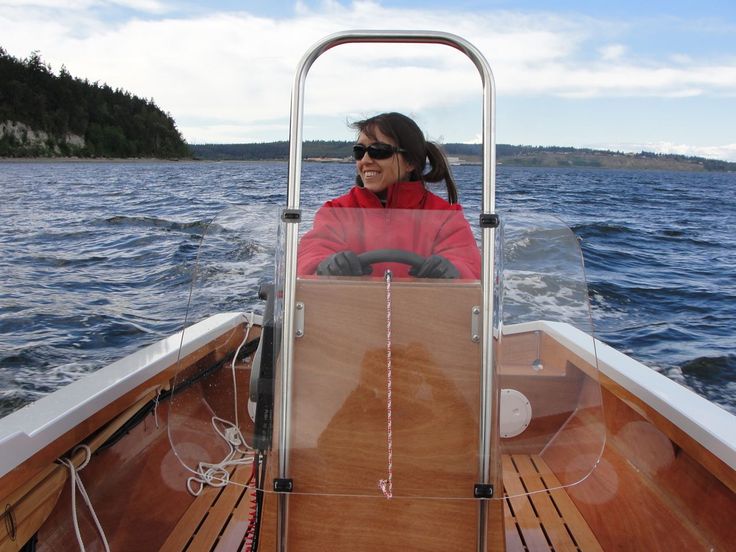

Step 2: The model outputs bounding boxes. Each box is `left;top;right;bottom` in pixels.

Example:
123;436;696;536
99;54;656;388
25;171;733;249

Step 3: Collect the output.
356;249;425;272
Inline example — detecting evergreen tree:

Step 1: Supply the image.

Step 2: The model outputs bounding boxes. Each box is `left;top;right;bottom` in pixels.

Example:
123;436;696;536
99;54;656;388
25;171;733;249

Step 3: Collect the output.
0;47;190;158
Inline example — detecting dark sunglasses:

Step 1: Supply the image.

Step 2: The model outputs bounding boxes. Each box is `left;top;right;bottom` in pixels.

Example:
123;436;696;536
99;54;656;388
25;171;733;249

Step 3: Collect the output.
352;142;406;161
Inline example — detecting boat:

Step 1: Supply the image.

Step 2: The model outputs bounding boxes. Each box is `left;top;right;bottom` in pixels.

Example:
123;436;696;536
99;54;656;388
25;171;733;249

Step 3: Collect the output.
1;30;734;552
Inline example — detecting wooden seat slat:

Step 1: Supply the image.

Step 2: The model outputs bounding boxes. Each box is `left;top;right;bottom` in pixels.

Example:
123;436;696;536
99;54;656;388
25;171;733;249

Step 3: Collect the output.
503;455;554;551
186;462;252;551
512;454;578;552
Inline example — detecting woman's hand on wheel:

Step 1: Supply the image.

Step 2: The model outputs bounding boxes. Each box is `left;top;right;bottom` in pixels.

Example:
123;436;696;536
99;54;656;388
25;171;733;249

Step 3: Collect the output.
316;249;458;278
316;251;371;276
409;255;459;279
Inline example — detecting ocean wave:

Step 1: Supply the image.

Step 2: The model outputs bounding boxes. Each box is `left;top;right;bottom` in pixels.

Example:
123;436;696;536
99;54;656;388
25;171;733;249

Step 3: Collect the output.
679;355;736;414
104;214;210;233
22;253;111;268
0;353;102;417
572;222;635;236
680;354;736;380
502;270;593;331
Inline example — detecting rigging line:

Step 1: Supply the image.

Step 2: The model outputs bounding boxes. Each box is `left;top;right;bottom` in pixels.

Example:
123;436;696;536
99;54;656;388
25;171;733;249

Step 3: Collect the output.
232;312;255;429
243;459;259;551
245;452;267;551
57;445;110;552
378;269;394;500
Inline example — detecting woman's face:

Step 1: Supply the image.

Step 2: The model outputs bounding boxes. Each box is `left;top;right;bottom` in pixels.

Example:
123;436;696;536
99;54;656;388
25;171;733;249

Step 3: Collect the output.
355;129;413;195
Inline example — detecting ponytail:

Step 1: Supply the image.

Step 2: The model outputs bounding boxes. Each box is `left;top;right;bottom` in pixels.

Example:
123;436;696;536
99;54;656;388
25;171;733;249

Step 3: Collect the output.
423;142;458;205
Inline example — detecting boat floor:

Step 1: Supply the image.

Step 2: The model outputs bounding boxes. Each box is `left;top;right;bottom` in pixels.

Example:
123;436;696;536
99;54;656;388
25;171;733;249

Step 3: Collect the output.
160;454;602;551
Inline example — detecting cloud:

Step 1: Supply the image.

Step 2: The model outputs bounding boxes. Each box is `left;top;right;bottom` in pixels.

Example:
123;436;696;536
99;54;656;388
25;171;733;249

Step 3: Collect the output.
1;1;735;148
1;0;169;13
599;44;626;61
657;142;736;162
539;63;736;98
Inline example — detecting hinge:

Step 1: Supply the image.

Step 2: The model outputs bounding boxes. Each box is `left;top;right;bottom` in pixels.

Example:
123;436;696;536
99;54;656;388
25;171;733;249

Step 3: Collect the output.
479;213;500;228
473;483;494;498
281;209;301;222
273;478;294;492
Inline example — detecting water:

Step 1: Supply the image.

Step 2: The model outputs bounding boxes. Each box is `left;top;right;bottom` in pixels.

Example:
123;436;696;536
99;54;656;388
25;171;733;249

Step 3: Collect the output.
1;161;734;416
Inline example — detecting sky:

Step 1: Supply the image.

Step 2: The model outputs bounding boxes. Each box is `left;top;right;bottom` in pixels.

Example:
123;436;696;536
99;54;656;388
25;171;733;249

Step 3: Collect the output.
2;0;736;161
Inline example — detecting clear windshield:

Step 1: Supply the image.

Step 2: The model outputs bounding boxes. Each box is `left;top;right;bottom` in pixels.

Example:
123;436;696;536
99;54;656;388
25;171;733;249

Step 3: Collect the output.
166;204;283;490
167;206;603;502
497;212;605;494
264;207;483;500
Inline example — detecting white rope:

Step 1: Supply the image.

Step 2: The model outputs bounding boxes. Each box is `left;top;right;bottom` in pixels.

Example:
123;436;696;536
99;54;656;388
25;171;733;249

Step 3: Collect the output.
58;445;110;552
231;313;253;429
185;312;256;496
378;270;394;499
185;417;255;495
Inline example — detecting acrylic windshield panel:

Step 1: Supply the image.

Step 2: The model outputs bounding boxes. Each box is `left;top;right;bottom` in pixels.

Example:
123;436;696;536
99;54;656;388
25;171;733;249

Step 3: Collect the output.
167;204;283;491
261;207;485;500
497;212;605;493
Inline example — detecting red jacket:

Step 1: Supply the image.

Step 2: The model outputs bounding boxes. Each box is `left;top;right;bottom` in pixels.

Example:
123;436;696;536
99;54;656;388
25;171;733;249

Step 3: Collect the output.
297;181;481;279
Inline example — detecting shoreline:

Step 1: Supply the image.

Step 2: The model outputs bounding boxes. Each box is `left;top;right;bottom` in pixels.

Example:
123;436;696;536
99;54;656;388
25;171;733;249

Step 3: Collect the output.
0;157;293;164
1;157;732;172
0;157;195;163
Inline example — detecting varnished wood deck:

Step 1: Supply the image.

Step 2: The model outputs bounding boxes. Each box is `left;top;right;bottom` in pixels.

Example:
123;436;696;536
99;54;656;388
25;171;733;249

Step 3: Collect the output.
161;454;601;551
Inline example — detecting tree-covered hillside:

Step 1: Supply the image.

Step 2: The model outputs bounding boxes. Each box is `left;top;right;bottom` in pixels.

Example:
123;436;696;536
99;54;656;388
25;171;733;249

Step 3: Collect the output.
0;48;189;158
190;141;349;161
190;141;736;172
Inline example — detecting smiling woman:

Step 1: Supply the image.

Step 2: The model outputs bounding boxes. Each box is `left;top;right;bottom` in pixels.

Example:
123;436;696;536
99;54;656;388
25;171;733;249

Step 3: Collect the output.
296;111;481;279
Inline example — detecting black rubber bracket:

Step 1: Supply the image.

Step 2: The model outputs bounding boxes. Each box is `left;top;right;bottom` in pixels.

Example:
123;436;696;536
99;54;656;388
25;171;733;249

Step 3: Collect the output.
257;283;272;301
473;483;494;498
281;209;301;223
273;478;294;493
479;213;500;228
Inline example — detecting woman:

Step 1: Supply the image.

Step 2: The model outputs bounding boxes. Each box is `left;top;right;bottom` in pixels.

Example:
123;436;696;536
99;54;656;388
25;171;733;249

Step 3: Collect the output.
297;112;481;279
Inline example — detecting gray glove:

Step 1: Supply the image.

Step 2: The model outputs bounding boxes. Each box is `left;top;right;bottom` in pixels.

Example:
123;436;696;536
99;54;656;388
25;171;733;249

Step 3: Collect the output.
409;255;459;279
316;251;371;276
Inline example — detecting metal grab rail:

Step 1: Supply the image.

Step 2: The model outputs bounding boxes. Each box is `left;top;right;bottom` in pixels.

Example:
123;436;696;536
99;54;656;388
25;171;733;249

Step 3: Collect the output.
278;29;499;552
285;29;496;210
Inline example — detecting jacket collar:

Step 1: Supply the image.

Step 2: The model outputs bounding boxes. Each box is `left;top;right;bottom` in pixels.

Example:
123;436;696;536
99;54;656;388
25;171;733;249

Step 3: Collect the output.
356;181;427;208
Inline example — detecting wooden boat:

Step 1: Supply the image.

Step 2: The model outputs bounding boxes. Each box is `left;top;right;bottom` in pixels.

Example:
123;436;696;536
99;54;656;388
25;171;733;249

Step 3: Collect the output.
1;31;734;552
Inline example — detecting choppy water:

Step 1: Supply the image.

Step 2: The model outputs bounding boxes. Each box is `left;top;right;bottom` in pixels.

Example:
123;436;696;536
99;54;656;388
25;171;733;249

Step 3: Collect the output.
1;161;734;416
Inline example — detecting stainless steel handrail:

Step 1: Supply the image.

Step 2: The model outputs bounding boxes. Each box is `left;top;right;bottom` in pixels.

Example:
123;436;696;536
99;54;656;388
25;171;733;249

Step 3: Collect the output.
278;29;498;552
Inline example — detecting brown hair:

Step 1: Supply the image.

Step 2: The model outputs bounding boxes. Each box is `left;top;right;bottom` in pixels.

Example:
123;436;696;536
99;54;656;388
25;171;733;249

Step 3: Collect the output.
350;112;459;204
